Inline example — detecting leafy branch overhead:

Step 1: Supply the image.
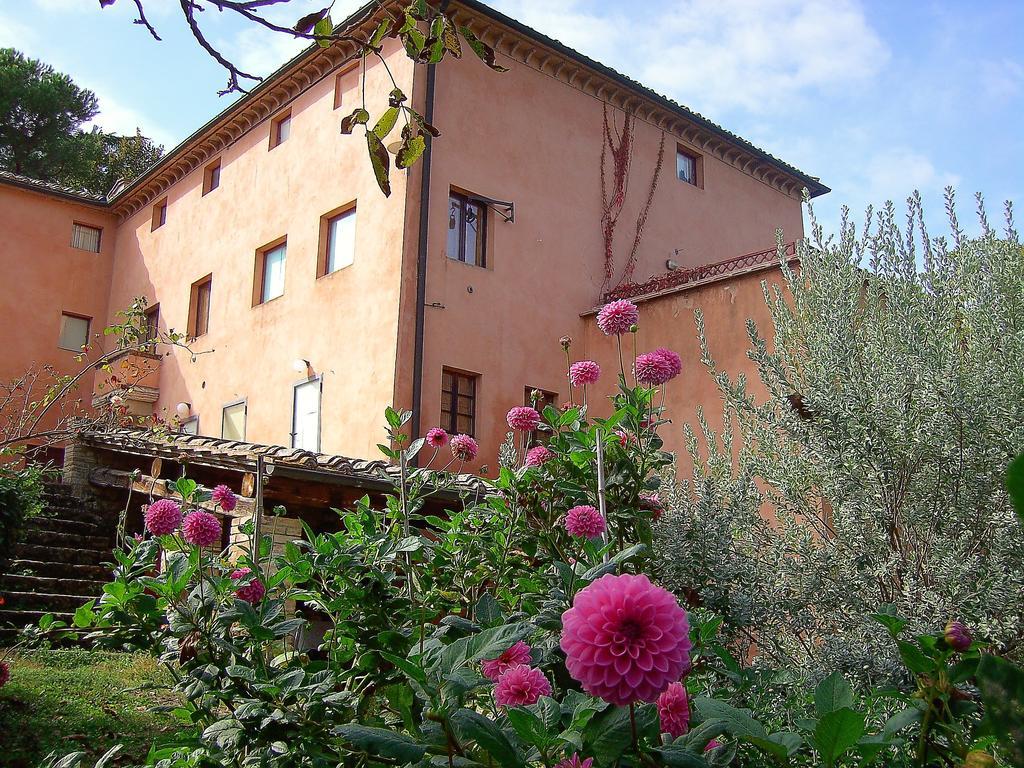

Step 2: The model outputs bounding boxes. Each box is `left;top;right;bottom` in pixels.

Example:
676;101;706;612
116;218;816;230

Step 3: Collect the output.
102;0;508;196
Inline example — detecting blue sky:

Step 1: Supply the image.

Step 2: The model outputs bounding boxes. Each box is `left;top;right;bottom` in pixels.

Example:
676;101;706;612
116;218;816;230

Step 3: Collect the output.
3;0;1021;239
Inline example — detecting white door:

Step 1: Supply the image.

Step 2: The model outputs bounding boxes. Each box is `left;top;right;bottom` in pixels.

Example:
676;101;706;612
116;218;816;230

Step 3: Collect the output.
292;379;321;452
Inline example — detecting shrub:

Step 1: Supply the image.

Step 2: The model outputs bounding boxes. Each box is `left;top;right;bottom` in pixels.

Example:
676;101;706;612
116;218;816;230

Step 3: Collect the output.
0;463;45;576
657;191;1024;679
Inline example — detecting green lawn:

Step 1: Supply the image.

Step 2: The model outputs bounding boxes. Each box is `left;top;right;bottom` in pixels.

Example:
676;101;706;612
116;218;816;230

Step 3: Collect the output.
0;649;182;767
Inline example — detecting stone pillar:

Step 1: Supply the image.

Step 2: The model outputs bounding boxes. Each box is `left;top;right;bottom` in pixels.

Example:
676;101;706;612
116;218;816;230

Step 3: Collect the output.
62;438;99;497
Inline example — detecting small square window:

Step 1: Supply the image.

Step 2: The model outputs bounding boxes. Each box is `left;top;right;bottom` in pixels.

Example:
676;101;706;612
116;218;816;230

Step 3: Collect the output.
151;198;168;230
677;148;700;187
58;312;90;352
142;304;159;346
70;223;101;252
188;275;212;338
222;401;246;441
320;206;356;275
441;368;478;437
255;241;287;304
270;111;291;149
447;191;487;267
203;159;221;195
334;64;359;110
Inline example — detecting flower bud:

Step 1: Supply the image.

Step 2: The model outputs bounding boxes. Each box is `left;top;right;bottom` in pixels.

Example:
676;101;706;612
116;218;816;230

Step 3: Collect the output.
629;323;639;334
944;620;972;651
560;335;572;351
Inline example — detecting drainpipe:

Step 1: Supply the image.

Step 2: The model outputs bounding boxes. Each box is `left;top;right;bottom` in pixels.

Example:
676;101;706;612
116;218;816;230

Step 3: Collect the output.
410;1;446;453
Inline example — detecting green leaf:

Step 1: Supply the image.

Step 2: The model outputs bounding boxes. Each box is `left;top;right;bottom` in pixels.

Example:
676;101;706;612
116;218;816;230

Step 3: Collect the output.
450;709;522;768
313;17;333;47
294;7;329;33
366;130;391;197
203;718;243;750
896;639;933;676
812;708;865;768
975;653;1024;767
396;134;426;169
369;17;393;49
458;25;508;71
334;724;427;763
692;697;767;740
174;477;197;501
506;707;548;748
814;671;854;716
651;745;711;768
372;106;400;140
586;705;656;768
1008;452;1024;526
340;107;369;135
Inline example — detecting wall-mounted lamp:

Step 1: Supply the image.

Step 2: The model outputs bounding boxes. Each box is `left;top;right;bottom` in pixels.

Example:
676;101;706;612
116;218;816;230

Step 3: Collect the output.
292;358;313;377
666;259;681;271
175;402;192;419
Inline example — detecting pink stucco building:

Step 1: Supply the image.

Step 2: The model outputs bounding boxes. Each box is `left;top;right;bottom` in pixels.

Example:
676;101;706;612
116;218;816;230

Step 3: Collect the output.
1;0;827;474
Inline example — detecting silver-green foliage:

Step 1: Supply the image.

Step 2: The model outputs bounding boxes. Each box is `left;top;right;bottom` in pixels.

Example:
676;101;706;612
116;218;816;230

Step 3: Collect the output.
658;190;1024;679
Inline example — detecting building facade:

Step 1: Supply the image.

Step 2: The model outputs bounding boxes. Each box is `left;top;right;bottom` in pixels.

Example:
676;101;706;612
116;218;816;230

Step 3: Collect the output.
0;0;826;474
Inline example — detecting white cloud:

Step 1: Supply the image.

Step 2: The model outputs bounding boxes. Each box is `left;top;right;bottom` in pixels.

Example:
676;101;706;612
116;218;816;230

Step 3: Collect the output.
859;148;961;207
0;11;35;48
83;86;180;149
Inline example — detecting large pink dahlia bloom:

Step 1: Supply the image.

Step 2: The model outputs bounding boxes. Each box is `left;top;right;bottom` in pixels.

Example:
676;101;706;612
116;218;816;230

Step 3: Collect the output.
230;567;266;604
524;445;553;467
564;505;606;539
657;681;691;738
182;510;222;548
651;348;682;380
211;484;237;512
635;347;682;386
493;665;551;707
596;300;639;336
426;427;449;448
560;573;692;705
569;360;601;387
450;434;479;462
555;755;593;768
507;406;542;432
144;499;182;536
481;640;533;681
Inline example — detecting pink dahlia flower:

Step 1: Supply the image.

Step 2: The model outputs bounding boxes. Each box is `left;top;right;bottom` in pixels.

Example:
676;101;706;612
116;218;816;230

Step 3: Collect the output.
0;660;9;688
230;567;266;604
182;510;222;548
596;299;639;336
658;682;691;738
507;406;542;432
426;427;449;448
481;640;533;682
705;740;722;752
144;499;182;536
652;348;682;380
524;445;553;467
634;352;672;386
555;755;593;768
569;360;601;387
450;434;479;462
640;492;664;522
494;665;551;707
564;505;606;539
561;573;692;705
944;620;972;651
211;484;237;513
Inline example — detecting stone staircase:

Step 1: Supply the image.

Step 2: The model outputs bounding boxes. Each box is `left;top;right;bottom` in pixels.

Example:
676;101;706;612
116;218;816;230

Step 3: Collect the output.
0;481;114;641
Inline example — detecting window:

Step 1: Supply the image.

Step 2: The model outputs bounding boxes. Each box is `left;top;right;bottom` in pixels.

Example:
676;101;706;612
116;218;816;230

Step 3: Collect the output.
292;378;322;452
58;312;90;351
441;368;477;437
71;223;101;252
222;400;246;441
188;275;212;337
181;417;199;435
255;242;286;304
203;158;221;195
151;198;168;230
270;111;291;149
676;148;700;187
525;387;557;445
334;64;359;110
142;304;159;346
320;206;356;275
447;191;487;267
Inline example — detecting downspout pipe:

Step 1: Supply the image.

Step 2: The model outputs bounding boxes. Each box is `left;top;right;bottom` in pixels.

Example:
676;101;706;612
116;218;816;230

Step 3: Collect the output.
410;1;446;454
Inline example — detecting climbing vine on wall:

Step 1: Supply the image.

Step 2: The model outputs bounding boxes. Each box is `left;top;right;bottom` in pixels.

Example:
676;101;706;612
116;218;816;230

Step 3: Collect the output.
599;104;666;295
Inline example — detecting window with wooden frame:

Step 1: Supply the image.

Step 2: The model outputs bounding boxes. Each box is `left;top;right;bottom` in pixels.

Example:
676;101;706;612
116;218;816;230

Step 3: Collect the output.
202;158;221;195
318;204;357;276
221;400;246;441
270;110;291;149
188;275;212;338
441;368;478;437
151;198;168;230
524;387;557;445
142;303;159;346
676;147;702;187
58;312;91;351
333;63;359;110
254;240;286;305
70;222;101;252
447;191;487;267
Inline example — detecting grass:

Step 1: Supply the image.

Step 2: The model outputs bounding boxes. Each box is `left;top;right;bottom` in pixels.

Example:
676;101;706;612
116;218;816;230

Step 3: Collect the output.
0;648;183;767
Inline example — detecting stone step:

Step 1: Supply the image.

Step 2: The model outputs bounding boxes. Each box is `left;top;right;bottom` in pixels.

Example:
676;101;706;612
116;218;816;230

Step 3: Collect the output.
0;573;107;598
13;544;110;566
25;517;106;537
7;559;111;581
0;608;73;631
17;528;110;550
2;591;90;613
